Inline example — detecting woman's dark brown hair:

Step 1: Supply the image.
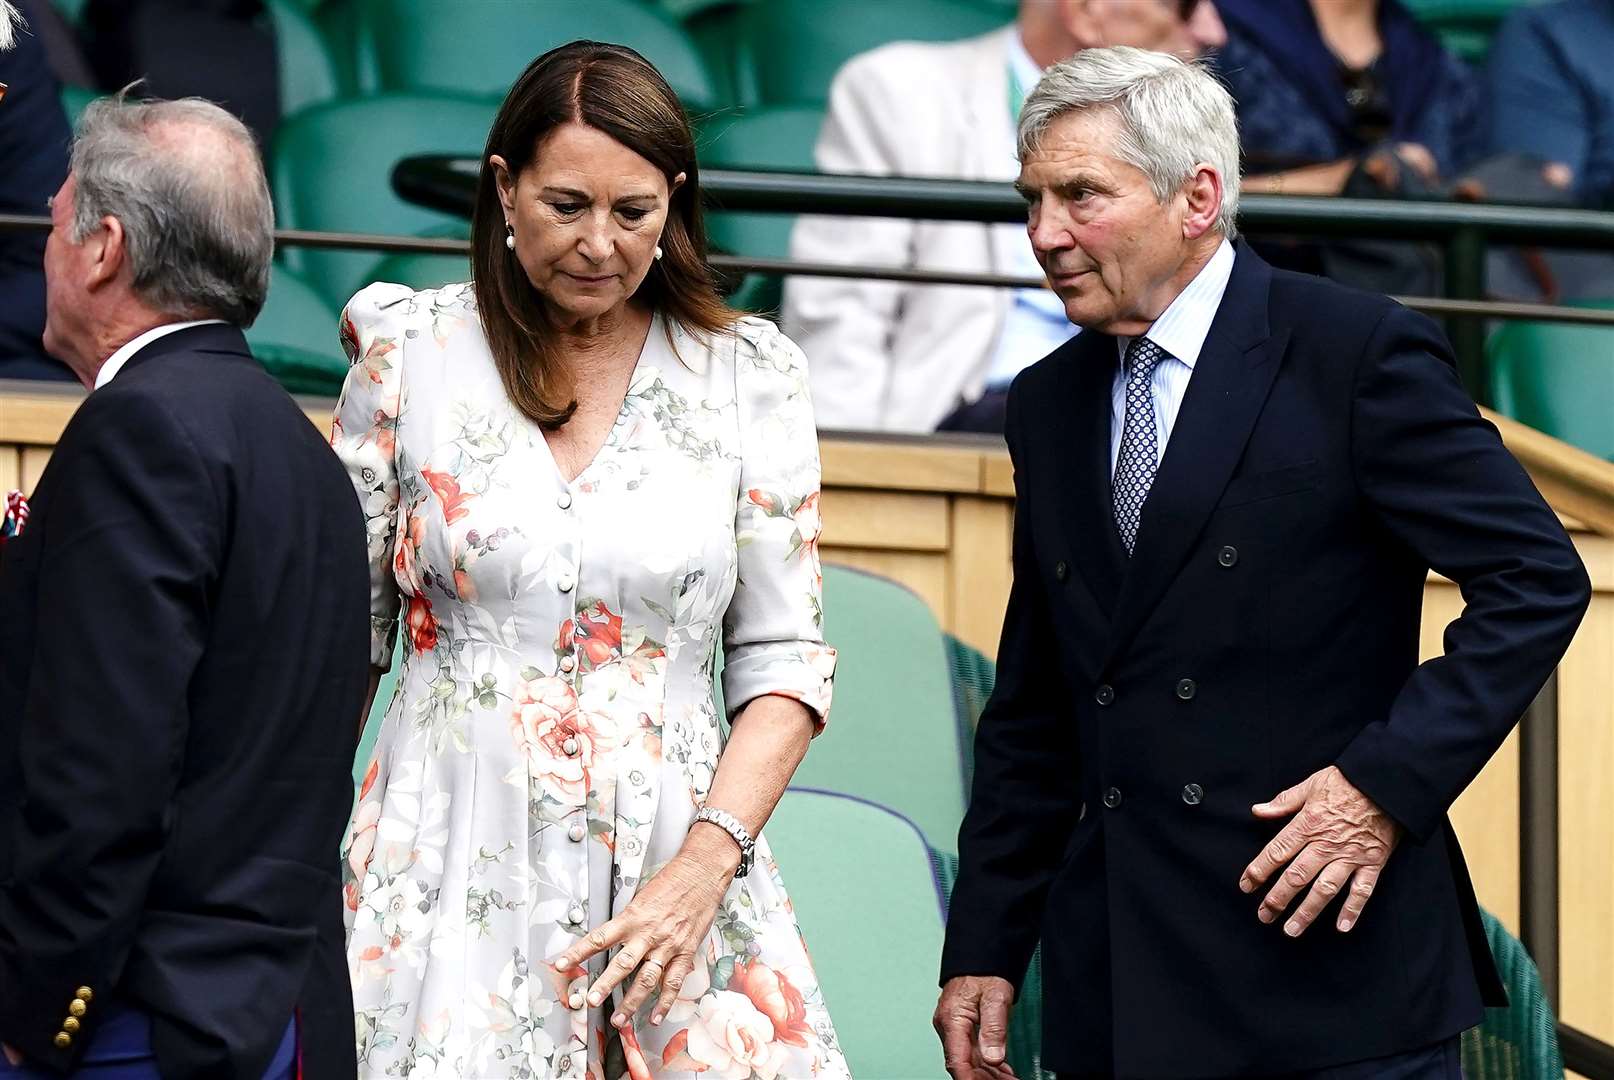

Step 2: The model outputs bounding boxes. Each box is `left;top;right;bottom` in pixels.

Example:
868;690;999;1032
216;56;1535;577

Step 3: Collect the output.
472;40;737;429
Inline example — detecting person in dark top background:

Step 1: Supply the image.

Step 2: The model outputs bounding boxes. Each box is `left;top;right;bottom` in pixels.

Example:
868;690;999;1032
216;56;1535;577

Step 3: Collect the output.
0;0;73;381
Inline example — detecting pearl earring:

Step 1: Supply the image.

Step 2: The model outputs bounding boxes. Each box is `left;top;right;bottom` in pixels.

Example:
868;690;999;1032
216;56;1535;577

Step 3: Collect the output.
505;224;515;251
654;245;664;260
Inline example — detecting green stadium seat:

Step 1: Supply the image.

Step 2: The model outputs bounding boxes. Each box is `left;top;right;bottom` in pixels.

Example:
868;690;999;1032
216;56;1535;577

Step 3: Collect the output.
794;564;969;855
1461;909;1564;1079
351;0;721;113
763;788;948;1079
1400;0;1539;63
730;0;1007;105
361;225;473;295
270;92;497;308
696;105;823;313
355;634;403;786
1486;303;1614;460
58;85;99;129
266;0;342;121
247;264;347;395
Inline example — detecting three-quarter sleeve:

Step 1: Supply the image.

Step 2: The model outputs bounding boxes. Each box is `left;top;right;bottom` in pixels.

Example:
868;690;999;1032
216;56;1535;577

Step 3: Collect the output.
331;283;412;667
722;319;838;730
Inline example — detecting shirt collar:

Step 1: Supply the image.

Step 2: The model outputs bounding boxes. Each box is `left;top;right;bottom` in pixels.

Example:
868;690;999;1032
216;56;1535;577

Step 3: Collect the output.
94;319;229;389
1115;237;1236;370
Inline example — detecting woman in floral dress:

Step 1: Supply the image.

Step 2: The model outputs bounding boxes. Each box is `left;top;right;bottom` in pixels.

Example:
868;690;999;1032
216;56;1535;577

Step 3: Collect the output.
331;41;849;1080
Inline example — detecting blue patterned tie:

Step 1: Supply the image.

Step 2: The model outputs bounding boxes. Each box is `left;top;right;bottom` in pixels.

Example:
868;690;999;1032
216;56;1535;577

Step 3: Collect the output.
1113;337;1166;556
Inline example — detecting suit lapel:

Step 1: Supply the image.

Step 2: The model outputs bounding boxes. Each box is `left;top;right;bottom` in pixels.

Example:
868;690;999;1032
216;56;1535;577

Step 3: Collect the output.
1104;247;1287;664
1056;330;1126;618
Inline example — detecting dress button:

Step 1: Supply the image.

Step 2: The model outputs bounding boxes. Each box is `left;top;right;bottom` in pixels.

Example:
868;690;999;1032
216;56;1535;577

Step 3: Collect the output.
559;655;576;674
1055;561;1068;582
558;572;575;593
567;905;585;926
563;737;580;756
1217;545;1238;568
568;823;586;842
1176;678;1197;701
1094;684;1115;707
1182;783;1204;806
557;491;573;510
1103;786;1123;809
569;991;585;1010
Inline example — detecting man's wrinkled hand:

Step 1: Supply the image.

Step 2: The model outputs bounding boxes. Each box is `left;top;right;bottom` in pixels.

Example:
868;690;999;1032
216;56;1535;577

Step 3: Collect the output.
3;1042;21;1066
1240;765;1401;937
934;975;1018;1080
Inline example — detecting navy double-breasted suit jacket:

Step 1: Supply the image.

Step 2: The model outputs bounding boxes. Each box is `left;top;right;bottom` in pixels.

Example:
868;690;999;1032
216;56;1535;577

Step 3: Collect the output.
940;245;1591;1076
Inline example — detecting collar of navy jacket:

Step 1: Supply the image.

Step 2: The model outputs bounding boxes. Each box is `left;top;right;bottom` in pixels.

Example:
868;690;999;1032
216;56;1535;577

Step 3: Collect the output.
107;320;255;384
1047;241;1290;668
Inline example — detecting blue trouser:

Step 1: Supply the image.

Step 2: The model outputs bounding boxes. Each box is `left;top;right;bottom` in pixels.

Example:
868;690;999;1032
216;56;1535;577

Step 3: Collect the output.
1057;1036;1464;1080
0;1005;297;1079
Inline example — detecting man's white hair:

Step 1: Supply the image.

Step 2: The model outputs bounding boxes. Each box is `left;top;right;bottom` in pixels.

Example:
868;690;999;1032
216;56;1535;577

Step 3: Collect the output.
0;1;23;52
1018;46;1242;238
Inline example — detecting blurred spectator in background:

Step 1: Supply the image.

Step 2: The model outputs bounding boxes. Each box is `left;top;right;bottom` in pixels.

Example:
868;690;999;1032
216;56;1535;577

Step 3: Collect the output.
0;0;73;381
784;0;1225;435
1216;0;1483;294
1489;0;1614;209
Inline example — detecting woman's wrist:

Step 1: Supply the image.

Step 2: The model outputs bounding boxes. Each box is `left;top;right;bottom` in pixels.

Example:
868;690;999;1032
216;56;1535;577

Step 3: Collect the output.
686;820;745;878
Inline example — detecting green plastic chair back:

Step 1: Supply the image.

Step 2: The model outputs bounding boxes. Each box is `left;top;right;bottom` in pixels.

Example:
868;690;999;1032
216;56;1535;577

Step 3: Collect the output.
246;264;347;396
1400;0;1540;63
764;788;948;1079
266;0;342;120
362;225;473;295
770;564;969;858
731;0;1006;105
1486;302;1614;461
1460;908;1563;1079
351;0;721;112
354;633;403;786
696;105;823;313
270;92;497;307
59;85;99;129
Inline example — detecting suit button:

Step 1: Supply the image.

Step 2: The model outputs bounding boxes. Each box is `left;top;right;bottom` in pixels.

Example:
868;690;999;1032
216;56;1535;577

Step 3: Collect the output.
74;988;93;1004
1055;560;1068;582
1217;545;1238;568
68;1000;86;1018
53;1032;72;1050
1182;783;1204;806
1103;786;1123;809
62;1017;80;1034
1176;678;1197;701
1094;684;1115;706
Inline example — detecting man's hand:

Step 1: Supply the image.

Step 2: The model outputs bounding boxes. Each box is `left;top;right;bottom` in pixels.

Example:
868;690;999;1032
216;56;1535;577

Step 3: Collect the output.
934;975;1019;1080
3;1043;21;1066
1240;765;1401;936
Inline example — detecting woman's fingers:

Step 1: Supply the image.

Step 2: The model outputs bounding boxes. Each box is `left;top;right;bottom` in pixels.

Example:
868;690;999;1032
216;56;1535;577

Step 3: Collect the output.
613;946;677;1027
650;953;696;1026
586;936;652;1007
557;917;630;976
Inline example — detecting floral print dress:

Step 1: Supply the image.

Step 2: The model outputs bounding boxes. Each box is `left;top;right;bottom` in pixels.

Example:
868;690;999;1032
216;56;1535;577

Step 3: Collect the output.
332;282;849;1080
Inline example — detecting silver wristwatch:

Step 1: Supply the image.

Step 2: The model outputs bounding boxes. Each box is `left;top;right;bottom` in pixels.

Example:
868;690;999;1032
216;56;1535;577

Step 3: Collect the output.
694;806;756;877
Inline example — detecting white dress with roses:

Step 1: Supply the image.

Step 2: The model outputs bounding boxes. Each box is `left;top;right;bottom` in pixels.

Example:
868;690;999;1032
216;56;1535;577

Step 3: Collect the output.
332;282;849;1080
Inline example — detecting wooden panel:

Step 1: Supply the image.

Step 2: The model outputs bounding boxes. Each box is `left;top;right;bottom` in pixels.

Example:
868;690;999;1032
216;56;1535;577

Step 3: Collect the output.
819;489;949;552
0;448;19;495
1426;581;1521;932
0;387;80;445
1558;588;1614;1045
947;497;1013;656
822;550;950;628
820;439;984;493
981;453;1014;498
20;448;51;493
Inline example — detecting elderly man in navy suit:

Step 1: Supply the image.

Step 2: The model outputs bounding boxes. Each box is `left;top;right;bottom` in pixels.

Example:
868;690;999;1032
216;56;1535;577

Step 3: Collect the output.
935;47;1590;1080
0;90;366;1078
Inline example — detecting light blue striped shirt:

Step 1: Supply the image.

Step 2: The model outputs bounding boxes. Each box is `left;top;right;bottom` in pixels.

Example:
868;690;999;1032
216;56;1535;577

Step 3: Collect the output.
1110;238;1236;475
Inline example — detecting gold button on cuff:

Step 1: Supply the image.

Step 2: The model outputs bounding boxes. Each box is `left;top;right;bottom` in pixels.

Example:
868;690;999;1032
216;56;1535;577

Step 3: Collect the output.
68;1000;86;1017
62;1017;80;1033
53;1032;72;1049
75;987;93;1003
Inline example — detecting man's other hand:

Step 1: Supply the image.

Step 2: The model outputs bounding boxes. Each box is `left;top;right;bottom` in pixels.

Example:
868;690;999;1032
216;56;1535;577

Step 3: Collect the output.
3;1043;21;1066
934;975;1019;1080
1241;765;1401;936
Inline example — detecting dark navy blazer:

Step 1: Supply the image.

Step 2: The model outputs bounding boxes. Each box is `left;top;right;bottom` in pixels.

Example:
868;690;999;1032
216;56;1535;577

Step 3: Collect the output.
940;247;1590;1076
0;325;367;1078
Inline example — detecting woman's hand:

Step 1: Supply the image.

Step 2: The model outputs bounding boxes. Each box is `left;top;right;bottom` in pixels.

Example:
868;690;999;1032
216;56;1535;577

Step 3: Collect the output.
554;826;739;1028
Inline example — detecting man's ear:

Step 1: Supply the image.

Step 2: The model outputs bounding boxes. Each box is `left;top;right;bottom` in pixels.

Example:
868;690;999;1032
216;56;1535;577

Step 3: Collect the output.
83;215;125;292
1181;164;1223;240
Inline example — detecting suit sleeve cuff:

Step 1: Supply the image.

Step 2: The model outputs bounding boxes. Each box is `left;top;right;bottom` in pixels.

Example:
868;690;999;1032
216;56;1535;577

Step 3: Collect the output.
1335;724;1447;844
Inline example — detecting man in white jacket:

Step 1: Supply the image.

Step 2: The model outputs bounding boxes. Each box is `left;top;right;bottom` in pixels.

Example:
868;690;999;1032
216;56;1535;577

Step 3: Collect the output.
783;0;1225;434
